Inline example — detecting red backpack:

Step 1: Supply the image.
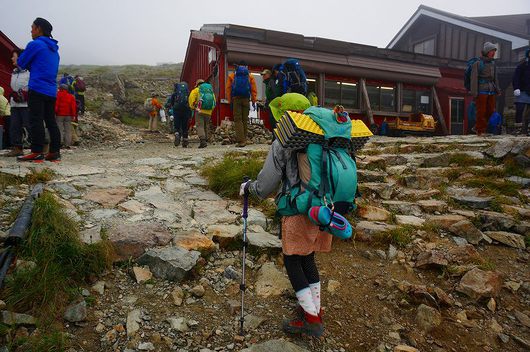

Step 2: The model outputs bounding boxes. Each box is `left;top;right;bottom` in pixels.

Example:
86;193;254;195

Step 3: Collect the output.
74;78;86;92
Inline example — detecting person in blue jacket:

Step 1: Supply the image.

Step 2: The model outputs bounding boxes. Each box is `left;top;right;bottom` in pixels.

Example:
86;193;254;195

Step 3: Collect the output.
15;17;61;162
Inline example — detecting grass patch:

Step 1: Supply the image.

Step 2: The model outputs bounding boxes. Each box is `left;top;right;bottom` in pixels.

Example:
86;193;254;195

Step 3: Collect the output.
525;234;530;248
2;191;114;347
201;153;266;200
504;157;527;177
25;168;55;185
462;177;522;197
0;173;21;191
375;225;416;248
449;153;487;167
120;114;149;129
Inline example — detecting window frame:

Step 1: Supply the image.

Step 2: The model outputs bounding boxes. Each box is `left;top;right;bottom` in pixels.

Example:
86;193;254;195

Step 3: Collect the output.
412;36;436;56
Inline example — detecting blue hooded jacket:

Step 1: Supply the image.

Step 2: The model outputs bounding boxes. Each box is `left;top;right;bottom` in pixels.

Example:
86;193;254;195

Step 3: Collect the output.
17;36;60;98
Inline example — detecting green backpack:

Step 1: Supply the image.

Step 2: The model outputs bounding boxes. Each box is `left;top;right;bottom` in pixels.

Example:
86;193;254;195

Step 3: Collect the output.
199;83;215;110
276;107;358;216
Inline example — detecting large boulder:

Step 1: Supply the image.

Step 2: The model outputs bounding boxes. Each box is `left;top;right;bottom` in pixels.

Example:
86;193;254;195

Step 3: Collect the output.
485;139;515;158
476;211;517;232
173;230;216;254
107;223;173;261
457;268;503;300
357;204;391;221
255;263;291;298
207;224;241;248
136;247;200;282
483;231;526;249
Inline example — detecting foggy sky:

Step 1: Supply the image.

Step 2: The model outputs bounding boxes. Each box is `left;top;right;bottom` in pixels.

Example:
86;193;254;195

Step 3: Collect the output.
1;0;529;65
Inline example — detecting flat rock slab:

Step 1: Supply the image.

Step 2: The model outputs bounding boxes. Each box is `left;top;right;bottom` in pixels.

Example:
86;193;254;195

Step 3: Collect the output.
427;215;467;230
133;157;171;166
476;211;517;232
107;223;173;261
418;200;448;213
359;183;396;200
0;311;36;326
415;250;448;268
89;209;119;221
255;263;291;298
396;215;425;227
247;229;282;251
119;199;149;214
457;268;503;300
187;176;208;186
399;189;441;201
355;221;397;241
53;165;105;177
207;224;241;248
84;187;132;208
240;339;309;352
446;186;481;198
382;200;422;216
357;170;387;183
174;230;216;254
484;231;526;249
193;200;237;225
80;225;102;245
507;176;530;187
451;196;493;210
357;204;391;221
137;247;200;282
448;220;484;245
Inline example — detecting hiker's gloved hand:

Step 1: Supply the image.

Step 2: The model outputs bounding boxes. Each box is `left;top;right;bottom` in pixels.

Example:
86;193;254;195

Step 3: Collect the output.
514;89;521;97
239;180;251;196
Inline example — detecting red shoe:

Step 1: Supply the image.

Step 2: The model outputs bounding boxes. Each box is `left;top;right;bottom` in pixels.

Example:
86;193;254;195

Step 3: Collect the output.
44;152;61;161
296;306;323;321
17;153;45;162
282;311;323;337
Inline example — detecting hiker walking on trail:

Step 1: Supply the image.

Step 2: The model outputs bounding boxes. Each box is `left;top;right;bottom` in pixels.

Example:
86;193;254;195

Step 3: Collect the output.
169;82;192;147
189;79;216;148
73;75;86;115
512;48;530;136
59;73;75;94
240;102;358;338
146;93;162;132
468;42;500;136
4;49;30;157
226;61;257;147
0;86;11;149
16;17;61;162
261;69;281;137
55;84;77;148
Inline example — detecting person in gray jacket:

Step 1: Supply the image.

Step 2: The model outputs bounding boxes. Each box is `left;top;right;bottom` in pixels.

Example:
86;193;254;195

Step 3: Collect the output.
5;49;30;157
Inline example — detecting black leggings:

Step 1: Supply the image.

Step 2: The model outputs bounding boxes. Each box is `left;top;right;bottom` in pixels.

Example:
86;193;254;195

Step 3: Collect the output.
28;90;61;153
284;252;319;292
173;108;191;138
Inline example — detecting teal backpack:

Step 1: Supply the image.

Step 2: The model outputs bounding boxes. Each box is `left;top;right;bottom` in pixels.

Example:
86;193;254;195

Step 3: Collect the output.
198;83;215;110
276;107;358;217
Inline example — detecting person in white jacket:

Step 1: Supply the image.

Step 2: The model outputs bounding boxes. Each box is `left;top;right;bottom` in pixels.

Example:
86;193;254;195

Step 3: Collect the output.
5;49;30;157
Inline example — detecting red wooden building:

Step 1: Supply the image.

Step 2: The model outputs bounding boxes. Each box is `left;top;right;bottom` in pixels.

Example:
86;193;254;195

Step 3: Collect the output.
181;24;474;135
0;31;18;98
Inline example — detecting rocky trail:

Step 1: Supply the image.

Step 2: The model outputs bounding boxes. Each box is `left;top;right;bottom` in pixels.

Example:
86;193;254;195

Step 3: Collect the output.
0;131;529;352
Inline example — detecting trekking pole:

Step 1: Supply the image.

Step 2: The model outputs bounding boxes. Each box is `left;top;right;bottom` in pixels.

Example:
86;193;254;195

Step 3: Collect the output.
239;176;250;336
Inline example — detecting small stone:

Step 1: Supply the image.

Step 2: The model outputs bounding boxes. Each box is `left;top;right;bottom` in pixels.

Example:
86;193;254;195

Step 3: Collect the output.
0;311;36;326
394;345;419;352
490;319;503;334
167;317;188;332
375;250;387;260
92;281;105;295
63;300;87;323
514;310;530;328
138;342;155;351
171;286;184;306
226;300;240;315
504;280;521;293
132;266;153;284
0;301;6;310
498;333;510;344
388;245;398;260
327;280;341;294
415;250;448;268
487;298;496;312
255;263;291;297
243;314;266;331
416;304;442;332
95;323;105;333
388;331;400;341
224;266;241;281
456;268;503;300
126;309;142;337
190;285;205;298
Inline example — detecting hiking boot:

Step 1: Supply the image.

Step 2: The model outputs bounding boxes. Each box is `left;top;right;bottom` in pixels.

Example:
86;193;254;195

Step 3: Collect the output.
17;153;45;162
198;140;208;148
182;138;189;148
44;152;61;161
174;133;181;147
295;306;323;321
282;311;323;337
4;146;23;157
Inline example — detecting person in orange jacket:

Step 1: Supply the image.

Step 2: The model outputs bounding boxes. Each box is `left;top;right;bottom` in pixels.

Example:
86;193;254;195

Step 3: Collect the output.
55;84;77;148
226;61;257;147
148;93;162;131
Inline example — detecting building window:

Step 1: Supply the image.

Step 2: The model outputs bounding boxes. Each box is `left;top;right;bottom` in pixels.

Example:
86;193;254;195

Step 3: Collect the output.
451;98;464;124
307;78;318;97
402;87;431;114
367;84;396;112
413;38;435;56
324;80;358;109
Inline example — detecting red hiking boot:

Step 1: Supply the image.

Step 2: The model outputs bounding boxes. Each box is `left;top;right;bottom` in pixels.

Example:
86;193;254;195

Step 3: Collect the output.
17;153;45;162
296;306;323;321
44;152;61;161
282;311;323;337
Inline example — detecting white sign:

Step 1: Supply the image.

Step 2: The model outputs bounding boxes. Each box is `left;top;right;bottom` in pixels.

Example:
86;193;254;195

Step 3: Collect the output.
420;96;430;104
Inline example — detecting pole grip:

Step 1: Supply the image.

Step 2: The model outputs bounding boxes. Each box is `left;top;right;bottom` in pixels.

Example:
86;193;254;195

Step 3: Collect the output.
242;176;250;219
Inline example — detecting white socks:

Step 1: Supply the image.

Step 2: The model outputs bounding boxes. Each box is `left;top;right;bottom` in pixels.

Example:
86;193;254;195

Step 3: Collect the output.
295;287;318;316
309;282;321;313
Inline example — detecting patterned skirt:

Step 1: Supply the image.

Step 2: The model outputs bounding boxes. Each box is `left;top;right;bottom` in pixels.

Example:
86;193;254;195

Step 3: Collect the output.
281;215;333;256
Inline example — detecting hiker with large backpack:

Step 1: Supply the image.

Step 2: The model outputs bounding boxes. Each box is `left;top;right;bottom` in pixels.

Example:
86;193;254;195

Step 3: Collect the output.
282;58;308;96
226;61;257;147
144;93;162;132
72;75;86;115
189;79;216;148
261;69;281;137
170;82;192;147
512;48;530;136
465;42;500;135
240;100;359;338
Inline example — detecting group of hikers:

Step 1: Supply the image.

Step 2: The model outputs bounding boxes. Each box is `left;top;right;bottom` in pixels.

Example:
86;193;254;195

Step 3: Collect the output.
144;58;314;148
0;17;88;161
